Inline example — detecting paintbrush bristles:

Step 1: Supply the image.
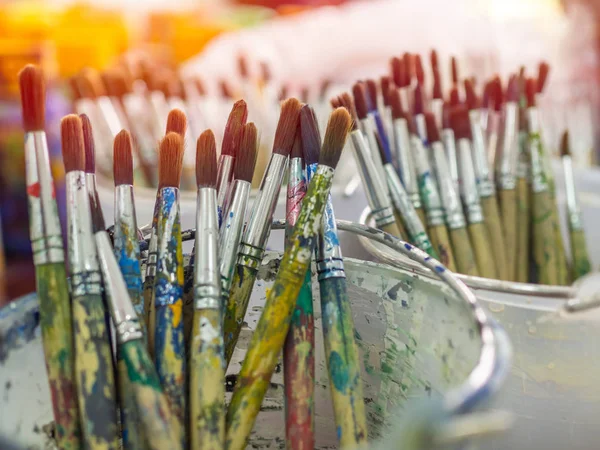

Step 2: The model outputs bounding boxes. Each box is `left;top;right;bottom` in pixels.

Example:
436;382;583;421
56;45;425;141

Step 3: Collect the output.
235;123;258;183
450;106;472;140
61;115;85;173
166;109;187;137
291;129;303;160
352;83;369;120
425;112;441;143
389;88;404;120
18;64;45;132
339;93;358;130
415;54;425;85
300;105;321;166
365;80;378;110
560;130;570;158
464;79;480;110
380;76;392;106
413;83;424;115
273;98;302;156
320;108;351;169
80;114;96;174
159;132;184;189
537;62;550;94
113;130;134;186
222;100;248;157
196;130;218;188
451;56;459;84
525;78;537;108
79;68;106;98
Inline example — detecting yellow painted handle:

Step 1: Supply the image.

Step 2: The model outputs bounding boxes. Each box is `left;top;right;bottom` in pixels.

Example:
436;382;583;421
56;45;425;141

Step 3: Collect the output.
481;195;507;280
498;189;518;281
468;222;498;279
448;227;479;276
428;224;457;272
515;178;530;283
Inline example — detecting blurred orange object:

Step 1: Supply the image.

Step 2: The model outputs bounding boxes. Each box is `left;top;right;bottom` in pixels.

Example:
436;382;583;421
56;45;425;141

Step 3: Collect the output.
235;0;347;9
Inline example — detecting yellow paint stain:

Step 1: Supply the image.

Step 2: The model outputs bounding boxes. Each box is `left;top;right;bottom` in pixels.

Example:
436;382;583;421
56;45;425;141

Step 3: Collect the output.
169;300;183;328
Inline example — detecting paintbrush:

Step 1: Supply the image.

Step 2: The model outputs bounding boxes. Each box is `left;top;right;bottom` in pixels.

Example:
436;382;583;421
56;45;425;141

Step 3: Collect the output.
412;83;428;144
440;103;460;196
151;132;186;446
484;77;502;175
497;75;519;281
144;68;170;142
366;79;394;172
380;76;395;160
451;56;460;91
302;106;367;448
223;98;302;366
449;84;461;107
415;54;425;89
430;50;444;129
19;65;82;449
111;129;147;450
219;123;258;302
451;106;497;279
339;94;402;238
163;103;194;190
389;88;425;226
61;115;120;449
225;108;352;450
560;130;591;280
426;113;478;276
190;130;225;449
391;56;411;114
101;69;131;131
284;113;315;449
93;205;183;450
464;80;507;280
217;100;248;223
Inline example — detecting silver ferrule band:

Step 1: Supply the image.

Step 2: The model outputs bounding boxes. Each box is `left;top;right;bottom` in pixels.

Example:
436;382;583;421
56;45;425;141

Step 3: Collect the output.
97;95;123;137
25;133;47;265
497;102;518;191
194;187;221;308
385;164;429;238
399;87;411;115
360;117;387;183
393;118;417;196
415;114;428;143
145;195;161;277
242;153;288;255
430;99;443;131
219;180;251;292
442;128;460;195
216;154;235;216
457;139;484;224
66;171;101;289
527;109;548;193
432;141;466;229
115;184;138;238
469;109;494;197
411;135;444;225
562;156;580;220
317;192;345;280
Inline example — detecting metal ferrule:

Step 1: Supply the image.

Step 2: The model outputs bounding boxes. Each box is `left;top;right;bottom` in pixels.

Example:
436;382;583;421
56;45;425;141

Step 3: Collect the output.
442;128;460;195
305;163;345;280
219;180;251;296
410;134;445;226
359;117;387;183
123;93;157;165
96;95;123;137
527;107;548;194
384;164;430;241
562;155;583;230
238;153;289;269
393;118;417;195
430;98;444;131
145;193;161;278
383;106;395;163
399;87;411;114
415;114;428;143
485;112;499;186
66;170;102;296
25;133;46;265
468;109;495;198
349;130;395;228
194;187;221;310
497;102;518;191
114;184;141;291
95;231;143;344
149;91;169;140
457;139;484;224
432;141;466;230
216;154;235;222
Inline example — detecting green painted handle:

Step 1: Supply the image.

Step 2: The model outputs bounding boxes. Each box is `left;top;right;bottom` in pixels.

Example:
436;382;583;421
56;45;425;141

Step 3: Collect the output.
570;228;592;280
532;191;559;285
468;222;498;279
117;350;146;449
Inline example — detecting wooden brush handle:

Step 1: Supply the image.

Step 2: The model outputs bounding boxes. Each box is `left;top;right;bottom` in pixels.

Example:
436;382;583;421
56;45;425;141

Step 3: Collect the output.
468;223;498;279
448;227;479;276
515;177;530;283
393;210;408;240
380;221;403;239
570;228;592;280
499;189;518;281
481;195;507;280
117;349;146;450
428;224;457;272
35;263;82;450
143;274;155;356
532;190;559;285
551;199;570;285
415;207;427;229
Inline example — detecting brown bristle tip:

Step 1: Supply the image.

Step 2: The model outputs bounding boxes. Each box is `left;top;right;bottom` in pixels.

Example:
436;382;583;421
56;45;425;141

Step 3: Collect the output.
451;56;459;84
321;108;351;169
79;114;96;173
19;64;45;132
415;54;425;85
330;96;341;109
222;99;248;157
450;106;471;140
340;93;358;130
273;98;302;156
413;83;424;115
391;57;409;88
464;79;480;110
380;76;392;106
403;52;415;79
237;54;250;79
235;122;258;182
158;132;184;188
300;105;321;166
260;62;272;83
366;79;378;109
352;83;369;120
60;115;85;173
196;130;217;188
165;109;187;137
389;87;404;120
219;79;234;99
79;68;106;98
430;49;439;71
449;86;460;106
506;75;520;103
113;130;134;185
537;61;550;94
525;78;537;108
108;69;132;97
424;112;440;143
560;130;570;157
291;128;303;160
432;71;443;100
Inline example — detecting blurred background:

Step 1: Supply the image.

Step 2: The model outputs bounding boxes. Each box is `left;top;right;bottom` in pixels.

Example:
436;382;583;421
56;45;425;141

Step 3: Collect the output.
0;0;599;304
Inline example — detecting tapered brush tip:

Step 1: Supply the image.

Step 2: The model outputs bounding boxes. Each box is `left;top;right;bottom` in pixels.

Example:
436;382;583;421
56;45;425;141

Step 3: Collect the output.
291;128;303;160
432;71;443;100
273;97;302;156
158;132;184;188
389;87;405;120
430;49;439;72
525;78;537;108
352;83;369;120
102;69;132;98
300;105;321;166
413;83;425;115
391;56;409;88
78;68;106;98
560;130;571;158
18;64;45;132
219;79;235;99
320;108;351;169
222;99;248;157
451;56;459;84
506;74;520;103
537;61;550;94
113;130;134;185
380;76;392;106
61;114;85;173
165;108;187;137
425;112;440;143
80;114;96;174
330;96;341;109
464;79;480;110
235;122;258;182
339;93;358;127
450;106;472;140
449;85;460;106
403;52;415;80
196;130;218;188
415;54;425;85
365;79;378;110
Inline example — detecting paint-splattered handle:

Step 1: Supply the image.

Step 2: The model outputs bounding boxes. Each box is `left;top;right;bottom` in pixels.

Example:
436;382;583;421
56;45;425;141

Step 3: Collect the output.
515;178;530;283
551;199;570;286
117;349;146;450
570;228;591;280
468;222;498;279
481;195;507;281
531;190;559;285
283;270;315;450
319;276;368;448
448;227;479;277
143;274;155;356
72;293;120;448
190;308;226;450
120;339;183;450
428;224;457;272
498;189;518;281
35;263;82;450
223;264;258;366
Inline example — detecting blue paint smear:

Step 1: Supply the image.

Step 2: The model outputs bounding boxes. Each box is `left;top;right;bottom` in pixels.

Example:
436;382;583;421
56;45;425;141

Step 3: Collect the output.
328;351;349;392
404;243;413;250
435;266;445;273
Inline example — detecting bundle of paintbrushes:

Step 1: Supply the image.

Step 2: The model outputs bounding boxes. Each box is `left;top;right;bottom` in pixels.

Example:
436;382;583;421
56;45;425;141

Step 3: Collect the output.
21;61;370;450
334;52;592;285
